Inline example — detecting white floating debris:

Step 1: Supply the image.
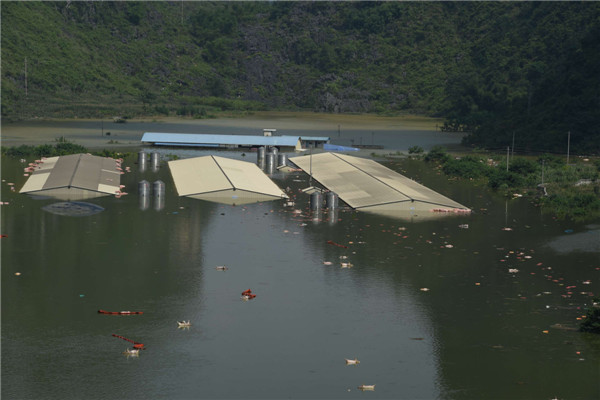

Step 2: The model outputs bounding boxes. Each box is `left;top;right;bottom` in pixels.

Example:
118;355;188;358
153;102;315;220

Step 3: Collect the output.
358;384;375;391
345;358;360;365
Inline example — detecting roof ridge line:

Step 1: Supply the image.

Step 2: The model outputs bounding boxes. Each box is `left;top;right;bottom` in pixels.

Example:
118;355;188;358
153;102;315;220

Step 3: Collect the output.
329;153;415;201
211;156;236;191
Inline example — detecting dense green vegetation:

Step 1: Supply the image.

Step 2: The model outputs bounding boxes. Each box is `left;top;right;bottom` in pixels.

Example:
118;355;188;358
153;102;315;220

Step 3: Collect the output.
0;139;128;159
580;298;600;334
417;146;600;221
2;2;599;154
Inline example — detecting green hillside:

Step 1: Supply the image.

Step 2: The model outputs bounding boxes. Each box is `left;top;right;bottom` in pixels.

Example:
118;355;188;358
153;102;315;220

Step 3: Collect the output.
2;1;599;154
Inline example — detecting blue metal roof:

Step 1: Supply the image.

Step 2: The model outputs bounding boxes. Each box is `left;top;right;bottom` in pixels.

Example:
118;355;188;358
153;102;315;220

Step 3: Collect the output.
141;132;329;147
324;143;359;152
143;132;300;147
299;136;330;142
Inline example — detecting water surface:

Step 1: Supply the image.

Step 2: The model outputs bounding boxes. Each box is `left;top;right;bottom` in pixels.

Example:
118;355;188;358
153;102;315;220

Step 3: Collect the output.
1;121;599;400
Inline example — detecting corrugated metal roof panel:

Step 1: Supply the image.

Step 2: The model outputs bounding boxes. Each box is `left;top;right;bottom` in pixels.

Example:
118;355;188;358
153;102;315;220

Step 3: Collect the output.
142;132;302;147
168;155;288;205
300;136;330;141
19;154;121;200
289;152;470;214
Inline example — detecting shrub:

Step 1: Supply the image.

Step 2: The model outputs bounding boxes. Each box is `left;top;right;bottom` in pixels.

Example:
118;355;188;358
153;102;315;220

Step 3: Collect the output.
424;145;449;163
509;157;538;175
537;153;563;168
408;145;424;154
579;298;600;334
442;156;488;179
487;169;524;189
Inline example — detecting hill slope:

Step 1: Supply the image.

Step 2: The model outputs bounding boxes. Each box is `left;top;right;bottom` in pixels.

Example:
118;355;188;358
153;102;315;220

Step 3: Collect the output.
2;1;599;153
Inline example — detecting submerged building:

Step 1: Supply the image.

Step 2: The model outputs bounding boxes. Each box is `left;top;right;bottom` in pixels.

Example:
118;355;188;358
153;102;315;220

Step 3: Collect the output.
141;132;330;151
19;154;122;201
289;152;470;218
168;155;289;205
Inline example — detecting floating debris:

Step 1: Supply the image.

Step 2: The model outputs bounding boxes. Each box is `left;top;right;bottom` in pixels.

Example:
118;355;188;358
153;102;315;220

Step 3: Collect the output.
122;348;140;357
112;334;145;350
358;384;375;391
345;358;360;365
177;320;191;328
98;310;144;315
215;266;228;271
241;289;257;300
327;240;348;249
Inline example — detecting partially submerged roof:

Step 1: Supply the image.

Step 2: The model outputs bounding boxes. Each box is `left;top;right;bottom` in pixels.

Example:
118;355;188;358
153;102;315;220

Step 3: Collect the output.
168;155;289;205
289;152;470;216
19;154;121;201
142;132;302;149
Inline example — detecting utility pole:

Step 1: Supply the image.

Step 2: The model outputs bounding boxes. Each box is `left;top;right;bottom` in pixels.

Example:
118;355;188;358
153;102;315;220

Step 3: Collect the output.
541;160;545;185
24;57;28;97
566;131;571;165
506;146;510;172
309;144;313;186
338;124;340;137
511;131;515;159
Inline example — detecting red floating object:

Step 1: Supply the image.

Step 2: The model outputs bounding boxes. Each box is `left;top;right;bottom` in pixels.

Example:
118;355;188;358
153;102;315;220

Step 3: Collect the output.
112;334;145;350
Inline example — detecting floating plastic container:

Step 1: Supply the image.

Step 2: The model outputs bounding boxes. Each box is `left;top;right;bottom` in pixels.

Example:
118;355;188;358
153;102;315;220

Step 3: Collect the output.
310;191;322;210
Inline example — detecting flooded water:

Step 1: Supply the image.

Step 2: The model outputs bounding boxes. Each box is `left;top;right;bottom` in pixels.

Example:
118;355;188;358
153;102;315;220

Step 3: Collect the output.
1;119;599;400
0;112;462;154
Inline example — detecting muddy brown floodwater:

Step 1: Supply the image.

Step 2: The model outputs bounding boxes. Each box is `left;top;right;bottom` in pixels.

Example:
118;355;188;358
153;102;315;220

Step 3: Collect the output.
2;114;599;400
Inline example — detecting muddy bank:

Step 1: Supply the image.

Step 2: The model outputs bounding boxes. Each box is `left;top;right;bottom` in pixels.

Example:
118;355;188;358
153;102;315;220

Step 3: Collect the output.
1;112;461;153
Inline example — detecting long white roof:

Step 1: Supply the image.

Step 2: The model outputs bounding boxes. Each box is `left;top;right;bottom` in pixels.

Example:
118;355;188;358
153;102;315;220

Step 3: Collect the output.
19;154;121;200
289;152;470;215
142;132;304;148
168;155;288;205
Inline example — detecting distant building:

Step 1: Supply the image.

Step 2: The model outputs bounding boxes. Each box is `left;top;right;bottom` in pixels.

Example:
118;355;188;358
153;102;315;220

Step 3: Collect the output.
141;132;330;151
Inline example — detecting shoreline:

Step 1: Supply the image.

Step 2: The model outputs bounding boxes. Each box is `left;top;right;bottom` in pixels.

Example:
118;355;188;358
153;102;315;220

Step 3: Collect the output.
0;112;451;152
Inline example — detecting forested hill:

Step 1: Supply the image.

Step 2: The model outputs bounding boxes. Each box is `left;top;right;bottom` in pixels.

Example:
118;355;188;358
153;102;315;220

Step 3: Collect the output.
2;1;599;154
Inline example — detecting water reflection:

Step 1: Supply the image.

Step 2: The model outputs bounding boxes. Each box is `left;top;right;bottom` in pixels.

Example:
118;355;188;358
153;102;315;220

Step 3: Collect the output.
41;201;104;217
2;152;599;400
153;180;165;211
